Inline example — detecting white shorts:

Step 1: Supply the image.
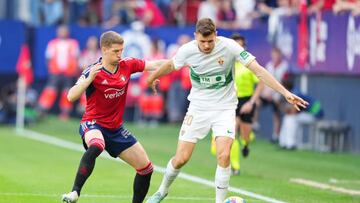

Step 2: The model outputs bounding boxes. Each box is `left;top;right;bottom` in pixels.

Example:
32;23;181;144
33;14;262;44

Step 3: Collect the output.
178;108;236;143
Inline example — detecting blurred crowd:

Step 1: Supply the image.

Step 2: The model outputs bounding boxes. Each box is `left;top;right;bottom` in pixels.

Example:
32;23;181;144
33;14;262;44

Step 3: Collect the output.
0;0;350;149
1;0;359;29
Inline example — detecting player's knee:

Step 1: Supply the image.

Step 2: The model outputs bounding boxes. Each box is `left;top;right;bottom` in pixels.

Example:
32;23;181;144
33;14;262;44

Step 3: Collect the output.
136;162;153;176
217;150;230;165
88;138;105;152
173;156;189;168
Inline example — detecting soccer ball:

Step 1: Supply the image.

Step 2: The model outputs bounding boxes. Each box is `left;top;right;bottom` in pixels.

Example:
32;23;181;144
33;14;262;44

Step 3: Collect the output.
223;196;246;203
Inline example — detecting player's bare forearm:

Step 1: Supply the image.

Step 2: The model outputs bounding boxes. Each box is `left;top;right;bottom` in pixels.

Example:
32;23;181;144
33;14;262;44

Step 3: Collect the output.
247;60;289;96
147;60;175;85
144;59;170;72
67;78;92;102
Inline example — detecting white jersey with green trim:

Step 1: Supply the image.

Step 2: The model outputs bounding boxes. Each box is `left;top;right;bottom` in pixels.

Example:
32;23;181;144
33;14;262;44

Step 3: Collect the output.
172;36;256;110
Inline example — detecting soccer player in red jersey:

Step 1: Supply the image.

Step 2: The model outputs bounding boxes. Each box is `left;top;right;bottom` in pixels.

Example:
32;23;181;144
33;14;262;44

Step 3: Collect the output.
61;31;168;203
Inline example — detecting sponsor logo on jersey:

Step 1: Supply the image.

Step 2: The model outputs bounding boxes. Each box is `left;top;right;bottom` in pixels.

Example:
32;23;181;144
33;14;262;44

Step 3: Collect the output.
101;79;109;85
104;87;125;99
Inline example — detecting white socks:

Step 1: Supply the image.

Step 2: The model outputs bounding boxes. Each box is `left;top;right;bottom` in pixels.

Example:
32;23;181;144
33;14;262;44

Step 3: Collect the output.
158;158;180;196
215;165;231;203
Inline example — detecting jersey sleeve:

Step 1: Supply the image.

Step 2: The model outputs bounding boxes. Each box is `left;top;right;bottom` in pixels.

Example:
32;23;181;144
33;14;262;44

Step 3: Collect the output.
172;44;188;70
122;57;145;74
75;59;100;85
224;37;256;66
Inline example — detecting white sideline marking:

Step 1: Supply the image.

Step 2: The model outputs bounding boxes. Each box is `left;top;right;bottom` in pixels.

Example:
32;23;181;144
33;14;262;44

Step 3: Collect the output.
16;129;287;203
290;178;360;196
329;178;360;184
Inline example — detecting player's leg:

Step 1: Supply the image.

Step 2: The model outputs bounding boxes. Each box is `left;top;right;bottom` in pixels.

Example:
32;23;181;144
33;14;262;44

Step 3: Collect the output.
230;100;243;175
215;136;233;203
62;127;105;202
271;100;281;143
230;115;241;175
239;119;252;157
212;109;236;203
147;109;207;203
118;142;153;203
147;140;196;203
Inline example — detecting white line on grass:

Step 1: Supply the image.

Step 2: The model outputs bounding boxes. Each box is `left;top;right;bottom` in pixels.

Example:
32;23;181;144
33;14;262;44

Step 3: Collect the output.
17;129;287;203
290;178;360;196
329;178;360;184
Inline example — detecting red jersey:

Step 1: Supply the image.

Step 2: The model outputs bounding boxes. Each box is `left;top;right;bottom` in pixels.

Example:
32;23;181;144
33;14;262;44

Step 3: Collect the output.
81;57;145;129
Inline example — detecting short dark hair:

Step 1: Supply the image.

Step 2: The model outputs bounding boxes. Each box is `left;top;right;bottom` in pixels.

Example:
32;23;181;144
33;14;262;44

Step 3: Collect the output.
100;31;124;48
230;33;246;47
196;18;216;37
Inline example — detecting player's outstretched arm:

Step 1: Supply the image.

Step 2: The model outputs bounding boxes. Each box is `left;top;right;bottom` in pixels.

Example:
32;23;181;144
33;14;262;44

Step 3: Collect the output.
144;59;170;72
146;60;176;94
247;60;308;111
67;63;102;102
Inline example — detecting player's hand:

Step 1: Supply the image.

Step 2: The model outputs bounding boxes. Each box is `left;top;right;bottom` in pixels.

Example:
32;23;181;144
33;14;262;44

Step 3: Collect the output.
284;92;309;111
88;63;102;81
146;77;160;95
240;101;253;114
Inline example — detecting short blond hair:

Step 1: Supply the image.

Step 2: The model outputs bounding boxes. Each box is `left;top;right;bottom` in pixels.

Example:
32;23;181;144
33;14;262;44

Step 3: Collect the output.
100;31;124;48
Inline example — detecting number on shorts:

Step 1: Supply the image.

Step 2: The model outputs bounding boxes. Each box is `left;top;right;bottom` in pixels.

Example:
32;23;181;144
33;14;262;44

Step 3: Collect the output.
183;115;193;126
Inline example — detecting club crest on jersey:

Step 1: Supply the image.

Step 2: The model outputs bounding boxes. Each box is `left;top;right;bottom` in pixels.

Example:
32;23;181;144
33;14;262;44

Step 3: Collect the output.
104;87;125;99
120;75;126;82
217;57;224;65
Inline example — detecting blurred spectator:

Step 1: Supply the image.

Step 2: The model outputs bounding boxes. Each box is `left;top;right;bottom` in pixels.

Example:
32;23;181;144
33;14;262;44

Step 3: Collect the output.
166;34;192;123
138;38;166;124
307;0;336;14
257;0;279;16
333;0;360;16
155;0;173;20
0;0;6;19
38;25;80;120
134;0;166;27
268;0;298;43
216;0;237;29
259;47;289;143
30;0;42;26
41;0;64;25
16;0;32;25
102;0;137;28
72;0;102;26
68;0;89;24
77;36;101;114
233;0;257;29
197;0;219;21
0;83;17;124
279;80;324;149
79;36;102;69
122;21;152;59
121;21;152;121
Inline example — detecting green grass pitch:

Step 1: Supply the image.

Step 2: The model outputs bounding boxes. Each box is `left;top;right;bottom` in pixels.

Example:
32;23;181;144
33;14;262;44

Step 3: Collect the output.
0;116;359;203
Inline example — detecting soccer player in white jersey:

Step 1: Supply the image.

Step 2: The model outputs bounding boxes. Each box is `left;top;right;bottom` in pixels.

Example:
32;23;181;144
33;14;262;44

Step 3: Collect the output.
146;18;308;203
